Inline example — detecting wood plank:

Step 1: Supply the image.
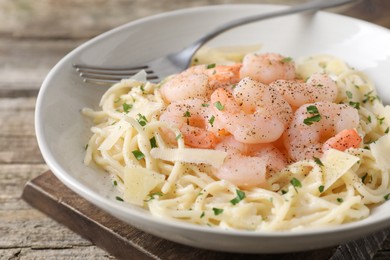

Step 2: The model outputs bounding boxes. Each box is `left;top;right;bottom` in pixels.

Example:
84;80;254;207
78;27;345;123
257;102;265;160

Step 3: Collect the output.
0;98;43;163
0;98;35;135
343;0;390;28
0;39;83;94
0;164;48;198
0;247;114;260
374;235;390;259
0;136;43;164
0;164;111;259
331;231;389;260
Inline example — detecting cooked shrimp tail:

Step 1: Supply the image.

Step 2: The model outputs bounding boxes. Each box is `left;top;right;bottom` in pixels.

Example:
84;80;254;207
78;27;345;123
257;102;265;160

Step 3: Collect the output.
323;129;362;152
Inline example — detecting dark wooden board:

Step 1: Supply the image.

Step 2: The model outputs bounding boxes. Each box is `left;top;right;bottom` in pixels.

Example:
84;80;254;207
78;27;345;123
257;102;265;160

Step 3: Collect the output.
22;171;390;260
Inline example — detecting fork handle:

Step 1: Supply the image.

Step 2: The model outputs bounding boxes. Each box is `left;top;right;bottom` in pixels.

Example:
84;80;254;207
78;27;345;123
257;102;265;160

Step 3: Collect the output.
171;0;356;68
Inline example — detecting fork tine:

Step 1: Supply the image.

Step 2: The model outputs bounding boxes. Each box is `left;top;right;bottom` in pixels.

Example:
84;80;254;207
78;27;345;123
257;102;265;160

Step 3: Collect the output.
79;71;158;80
74;63;159;82
82;77;160;86
82;78;120;85
79;72;131;80
79;71;159;85
76;67;154;75
73;63;149;71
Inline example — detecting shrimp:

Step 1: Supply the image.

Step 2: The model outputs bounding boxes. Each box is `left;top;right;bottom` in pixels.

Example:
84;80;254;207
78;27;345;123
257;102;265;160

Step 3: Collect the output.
210;77;293;144
159;64;241;103
239;53;296;84
187;63;242;89
284;101;360;161
159;98;219;148
159;73;209;103
323;129;362;152
213;136;287;188
270;73;338;109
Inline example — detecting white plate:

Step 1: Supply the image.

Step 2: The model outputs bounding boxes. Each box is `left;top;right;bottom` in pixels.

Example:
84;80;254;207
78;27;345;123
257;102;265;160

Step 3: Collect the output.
35;4;390;253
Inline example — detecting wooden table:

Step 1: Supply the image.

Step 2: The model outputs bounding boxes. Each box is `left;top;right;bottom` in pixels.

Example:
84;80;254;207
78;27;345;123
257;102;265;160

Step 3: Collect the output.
1;0;390;258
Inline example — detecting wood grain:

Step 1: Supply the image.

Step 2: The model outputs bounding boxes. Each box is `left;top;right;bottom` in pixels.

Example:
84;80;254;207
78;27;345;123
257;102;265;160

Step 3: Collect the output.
0;165;112;259
0;39;82;94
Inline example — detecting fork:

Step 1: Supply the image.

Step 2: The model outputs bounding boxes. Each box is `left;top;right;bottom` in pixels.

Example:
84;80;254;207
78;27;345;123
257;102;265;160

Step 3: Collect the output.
73;0;356;85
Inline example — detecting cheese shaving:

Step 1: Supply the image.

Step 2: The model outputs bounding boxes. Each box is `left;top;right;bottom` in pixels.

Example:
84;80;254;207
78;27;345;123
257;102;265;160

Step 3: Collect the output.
322;149;360;190
150;147;227;168
124;166;165;206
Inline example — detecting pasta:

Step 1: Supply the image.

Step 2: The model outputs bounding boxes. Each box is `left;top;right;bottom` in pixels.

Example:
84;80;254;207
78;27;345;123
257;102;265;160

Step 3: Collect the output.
82;51;390;231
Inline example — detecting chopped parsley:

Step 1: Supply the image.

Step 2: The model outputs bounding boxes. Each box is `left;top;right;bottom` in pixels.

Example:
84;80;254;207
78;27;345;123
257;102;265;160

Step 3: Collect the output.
212;207;224;216
319;185;324;193
230;189;246;205
200;212;205;218
367;115;372;123
337;198;343;203
175;133;182;140
281;57;293;63
377;116;385;125
307;105;319;115
214;101;225;111
349;101;360;109
137;113;148;126
346;91;353;99
84;144;89;150
115;196;124;202
149;136;157;148
206;63;216;69
385;194;390;201
145;192;163;202
122;103;133;113
201;103;209;107
113;180;118;186
362;90;379;104
281;189;287;195
313;157;324;166
303;114;322;125
208;115;215;127
304;105;321;125
132;150;145;160
183;110;191;118
183;111;191;124
290;177;302;192
385;127;389;134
